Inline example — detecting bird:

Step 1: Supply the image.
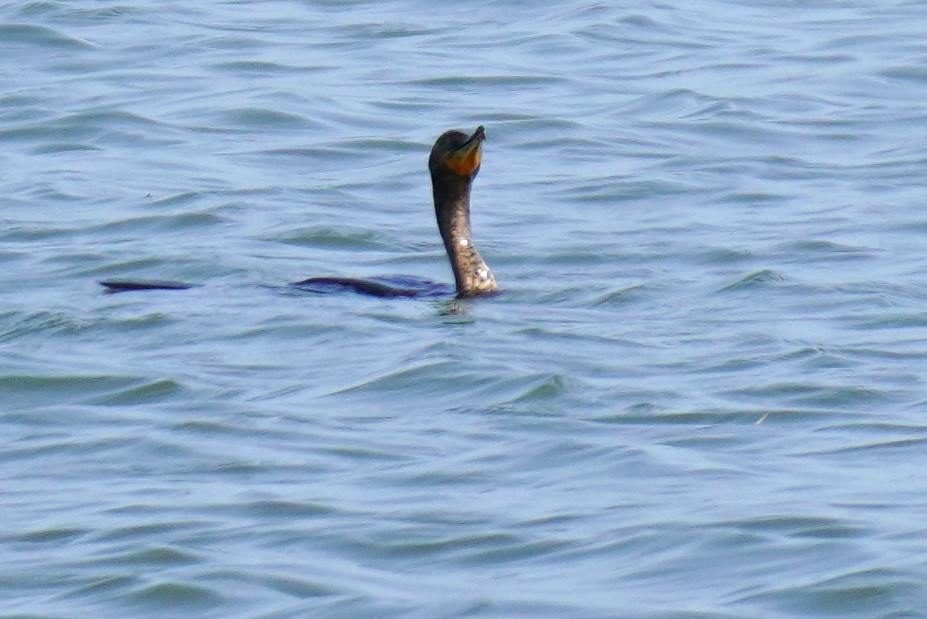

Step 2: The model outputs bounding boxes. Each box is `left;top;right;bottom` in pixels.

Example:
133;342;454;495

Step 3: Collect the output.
100;125;498;299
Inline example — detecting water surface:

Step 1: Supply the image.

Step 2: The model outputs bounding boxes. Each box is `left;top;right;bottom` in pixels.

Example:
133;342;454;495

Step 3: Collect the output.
2;1;927;617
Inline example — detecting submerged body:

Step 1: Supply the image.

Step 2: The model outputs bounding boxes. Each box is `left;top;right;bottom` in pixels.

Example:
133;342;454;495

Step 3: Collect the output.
100;280;194;292
101;125;497;299
290;275;451;298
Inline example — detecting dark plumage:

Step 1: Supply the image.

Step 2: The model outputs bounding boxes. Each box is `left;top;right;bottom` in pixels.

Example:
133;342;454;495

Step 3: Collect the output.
101;126;497;299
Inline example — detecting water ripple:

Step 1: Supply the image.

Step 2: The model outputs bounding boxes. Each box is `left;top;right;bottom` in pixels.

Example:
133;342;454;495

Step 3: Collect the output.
0;23;95;49
4;0;927;616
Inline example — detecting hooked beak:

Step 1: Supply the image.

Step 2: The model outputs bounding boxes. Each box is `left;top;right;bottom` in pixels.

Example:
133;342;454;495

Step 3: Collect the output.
443;125;485;176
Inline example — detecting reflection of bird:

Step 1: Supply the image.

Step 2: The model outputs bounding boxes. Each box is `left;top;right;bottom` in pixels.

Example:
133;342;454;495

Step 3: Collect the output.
101;126;497;299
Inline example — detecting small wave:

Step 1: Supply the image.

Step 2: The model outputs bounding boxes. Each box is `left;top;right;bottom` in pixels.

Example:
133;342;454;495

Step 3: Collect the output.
329;360;459;396
777;239;877;261
0;109;176;149
880;65;927;84
0;23;95;49
96;546;201;567
124;581;223;611
736;567;920;617
589;284;648;307
13;526;90;543
718;269;784;292
213;60;299;74
94;211;227;234
275;226;392;250
221;108;315;130
504;373;570;404
0;374;183;411
407;74;564;89
726;382;890;411
93;378;186;406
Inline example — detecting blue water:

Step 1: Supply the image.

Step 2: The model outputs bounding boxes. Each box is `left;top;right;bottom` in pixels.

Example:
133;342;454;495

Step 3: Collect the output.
3;1;927;617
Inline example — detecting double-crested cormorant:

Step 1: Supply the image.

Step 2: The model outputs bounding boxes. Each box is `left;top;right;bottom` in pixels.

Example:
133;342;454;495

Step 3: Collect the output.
101;125;497;299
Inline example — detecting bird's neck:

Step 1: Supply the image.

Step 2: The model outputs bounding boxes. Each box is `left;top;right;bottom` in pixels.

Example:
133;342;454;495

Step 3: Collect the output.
434;183;497;297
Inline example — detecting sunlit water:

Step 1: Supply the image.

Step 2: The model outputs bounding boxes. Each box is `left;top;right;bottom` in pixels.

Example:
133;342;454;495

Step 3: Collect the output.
3;1;927;617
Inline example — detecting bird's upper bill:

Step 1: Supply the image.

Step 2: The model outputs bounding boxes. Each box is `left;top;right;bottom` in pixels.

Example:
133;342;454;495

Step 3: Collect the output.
443;126;485;177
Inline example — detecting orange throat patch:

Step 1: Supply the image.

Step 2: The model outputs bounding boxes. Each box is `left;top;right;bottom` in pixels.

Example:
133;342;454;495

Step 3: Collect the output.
444;143;482;176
